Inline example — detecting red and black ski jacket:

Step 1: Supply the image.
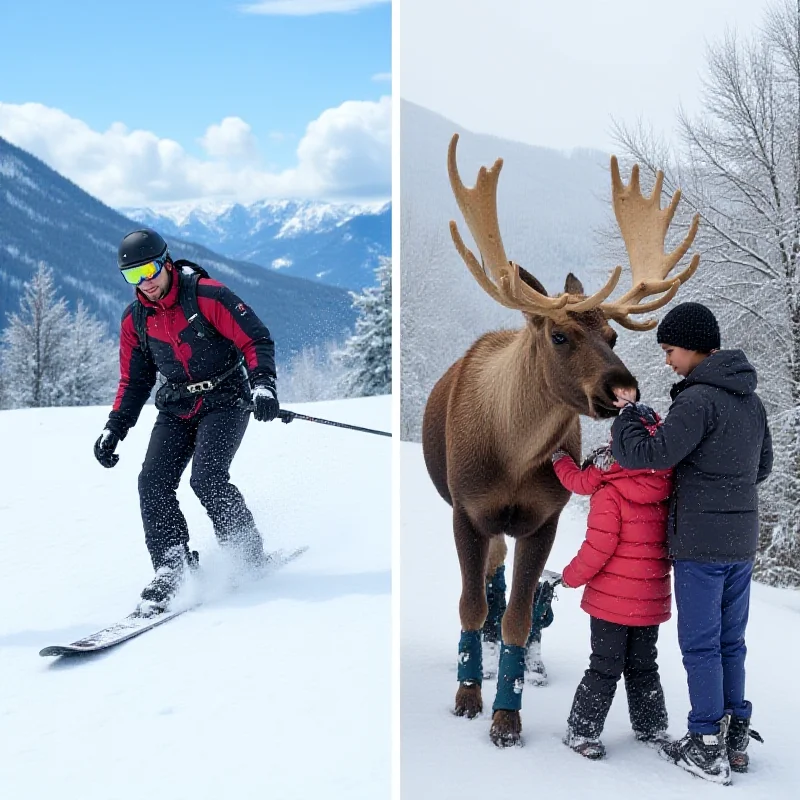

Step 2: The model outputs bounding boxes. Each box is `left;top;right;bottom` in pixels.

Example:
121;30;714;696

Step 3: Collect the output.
106;268;275;436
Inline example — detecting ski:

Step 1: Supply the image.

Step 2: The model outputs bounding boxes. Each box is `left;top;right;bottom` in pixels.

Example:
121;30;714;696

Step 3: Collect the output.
39;545;308;657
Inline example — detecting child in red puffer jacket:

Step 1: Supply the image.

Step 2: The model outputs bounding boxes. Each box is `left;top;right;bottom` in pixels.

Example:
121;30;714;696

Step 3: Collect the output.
551;403;673;761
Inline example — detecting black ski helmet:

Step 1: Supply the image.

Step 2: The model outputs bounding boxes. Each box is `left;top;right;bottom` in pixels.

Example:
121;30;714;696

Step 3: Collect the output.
117;228;170;270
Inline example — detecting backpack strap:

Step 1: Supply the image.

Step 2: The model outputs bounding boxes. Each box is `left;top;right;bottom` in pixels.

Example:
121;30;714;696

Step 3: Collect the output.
132;300;151;360
177;266;221;342
173;258;211;280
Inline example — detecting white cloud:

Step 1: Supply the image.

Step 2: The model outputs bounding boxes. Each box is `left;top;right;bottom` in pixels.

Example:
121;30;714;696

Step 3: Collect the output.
372;72;391;82
296;96;390;196
0;99;390;206
199;116;258;161
240;0;388;15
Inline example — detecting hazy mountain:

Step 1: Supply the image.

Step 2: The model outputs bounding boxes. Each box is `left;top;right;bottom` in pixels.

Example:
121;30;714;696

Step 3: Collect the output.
400;99;615;440
121;199;391;291
0;136;357;362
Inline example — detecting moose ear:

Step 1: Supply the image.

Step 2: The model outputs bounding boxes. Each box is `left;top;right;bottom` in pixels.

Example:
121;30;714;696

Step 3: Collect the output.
564;273;584;295
517;265;548;296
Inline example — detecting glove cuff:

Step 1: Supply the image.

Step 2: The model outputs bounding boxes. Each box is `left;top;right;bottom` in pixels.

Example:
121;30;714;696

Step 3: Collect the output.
551;449;570;465
104;419;128;440
252;384;277;401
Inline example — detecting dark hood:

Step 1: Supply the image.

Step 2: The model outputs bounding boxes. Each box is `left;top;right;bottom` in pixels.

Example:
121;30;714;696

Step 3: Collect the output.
672;349;757;399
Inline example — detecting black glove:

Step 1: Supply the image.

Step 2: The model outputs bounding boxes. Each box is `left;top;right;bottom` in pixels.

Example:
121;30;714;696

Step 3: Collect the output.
94;429;120;468
632;402;659;428
252;381;279;422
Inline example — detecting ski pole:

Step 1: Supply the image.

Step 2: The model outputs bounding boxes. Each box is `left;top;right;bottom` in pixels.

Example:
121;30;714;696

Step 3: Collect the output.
246;405;392;437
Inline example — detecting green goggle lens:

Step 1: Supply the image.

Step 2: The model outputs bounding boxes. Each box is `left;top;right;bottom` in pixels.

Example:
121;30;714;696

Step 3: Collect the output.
120;254;167;286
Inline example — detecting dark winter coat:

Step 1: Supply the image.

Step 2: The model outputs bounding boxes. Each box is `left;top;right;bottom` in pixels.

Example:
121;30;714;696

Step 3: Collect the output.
611;350;773;563
554;456;673;626
106;269;276;437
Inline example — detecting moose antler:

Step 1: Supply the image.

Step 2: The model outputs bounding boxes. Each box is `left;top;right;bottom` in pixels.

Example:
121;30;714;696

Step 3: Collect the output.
447;134;622;315
600;157;700;331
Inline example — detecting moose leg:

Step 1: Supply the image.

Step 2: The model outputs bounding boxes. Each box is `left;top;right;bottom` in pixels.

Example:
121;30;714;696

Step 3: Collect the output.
481;536;508;679
453;505;490;719
490;519;558;747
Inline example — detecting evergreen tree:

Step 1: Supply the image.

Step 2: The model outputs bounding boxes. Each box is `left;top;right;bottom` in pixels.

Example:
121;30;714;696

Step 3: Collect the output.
0;263;71;408
339;257;392;397
60;300;118;407
0;264;118;409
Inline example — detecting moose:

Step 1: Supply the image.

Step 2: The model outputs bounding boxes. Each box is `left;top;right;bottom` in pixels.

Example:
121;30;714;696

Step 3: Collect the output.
421;133;699;747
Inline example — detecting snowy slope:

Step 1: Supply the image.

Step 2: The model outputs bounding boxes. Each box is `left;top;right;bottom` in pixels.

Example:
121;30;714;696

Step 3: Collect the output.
0;397;390;799
401;442;799;800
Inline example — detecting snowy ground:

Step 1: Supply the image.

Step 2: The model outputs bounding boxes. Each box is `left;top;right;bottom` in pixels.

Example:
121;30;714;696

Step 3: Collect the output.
401;442;800;800
0;397;390;799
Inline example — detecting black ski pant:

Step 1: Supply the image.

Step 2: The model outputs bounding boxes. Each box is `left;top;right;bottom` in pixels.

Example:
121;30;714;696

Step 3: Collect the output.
138;405;262;570
567;617;668;739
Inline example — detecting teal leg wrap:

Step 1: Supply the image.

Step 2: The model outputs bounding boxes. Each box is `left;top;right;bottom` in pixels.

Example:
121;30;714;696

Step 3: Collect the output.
527;579;556;646
458;630;483;685
492;643;527;711
482;565;507;642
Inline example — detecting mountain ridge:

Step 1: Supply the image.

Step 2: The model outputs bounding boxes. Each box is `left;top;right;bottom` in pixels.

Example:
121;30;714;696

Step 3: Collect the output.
0;135;357;362
121;197;391;291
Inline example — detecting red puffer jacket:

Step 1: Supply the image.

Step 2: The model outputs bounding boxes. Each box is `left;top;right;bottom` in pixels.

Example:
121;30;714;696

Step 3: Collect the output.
554;456;673;626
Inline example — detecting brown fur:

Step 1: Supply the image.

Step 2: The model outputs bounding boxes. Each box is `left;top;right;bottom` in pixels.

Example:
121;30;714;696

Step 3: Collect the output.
421;276;638;746
429;138;698;746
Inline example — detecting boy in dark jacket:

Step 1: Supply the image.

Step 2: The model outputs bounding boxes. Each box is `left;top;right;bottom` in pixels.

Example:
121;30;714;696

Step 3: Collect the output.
611;302;772;786
553;404;673;760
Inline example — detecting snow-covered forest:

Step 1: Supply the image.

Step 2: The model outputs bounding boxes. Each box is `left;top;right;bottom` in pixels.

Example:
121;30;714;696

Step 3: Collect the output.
603;0;800;587
400;3;800;587
0;258;392;409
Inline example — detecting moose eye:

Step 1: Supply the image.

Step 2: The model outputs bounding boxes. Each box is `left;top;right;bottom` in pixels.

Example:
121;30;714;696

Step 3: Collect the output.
551;332;568;345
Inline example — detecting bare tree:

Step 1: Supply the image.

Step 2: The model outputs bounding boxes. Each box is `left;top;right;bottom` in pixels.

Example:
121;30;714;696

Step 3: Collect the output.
614;0;800;585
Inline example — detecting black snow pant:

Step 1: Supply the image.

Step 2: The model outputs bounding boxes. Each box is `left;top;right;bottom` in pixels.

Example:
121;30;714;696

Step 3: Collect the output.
138;405;262;570
567;617;668;739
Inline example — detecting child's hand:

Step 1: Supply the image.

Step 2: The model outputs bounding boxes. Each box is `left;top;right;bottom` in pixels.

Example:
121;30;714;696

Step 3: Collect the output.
551;449;571;464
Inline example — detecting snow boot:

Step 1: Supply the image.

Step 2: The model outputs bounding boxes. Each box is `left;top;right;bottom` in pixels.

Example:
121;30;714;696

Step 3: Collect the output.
634;728;672;748
659;716;732;786
137;547;199;616
726;715;763;773
563;727;606;760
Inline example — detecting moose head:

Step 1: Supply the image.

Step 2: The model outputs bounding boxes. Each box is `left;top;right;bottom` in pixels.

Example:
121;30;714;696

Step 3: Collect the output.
447;133;700;419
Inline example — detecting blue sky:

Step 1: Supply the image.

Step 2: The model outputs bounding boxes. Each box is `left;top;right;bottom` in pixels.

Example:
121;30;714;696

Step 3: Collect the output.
0;0;391;205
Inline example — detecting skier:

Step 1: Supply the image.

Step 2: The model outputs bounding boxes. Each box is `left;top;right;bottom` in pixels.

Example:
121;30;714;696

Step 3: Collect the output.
611;302;773;785
93;228;283;614
552;403;673;760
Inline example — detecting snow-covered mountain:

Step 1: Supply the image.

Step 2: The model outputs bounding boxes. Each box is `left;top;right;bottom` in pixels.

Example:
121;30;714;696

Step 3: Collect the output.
0;136;357;358
400;99;614;441
121;198;391;291
0;396;390;798
401;441;798;800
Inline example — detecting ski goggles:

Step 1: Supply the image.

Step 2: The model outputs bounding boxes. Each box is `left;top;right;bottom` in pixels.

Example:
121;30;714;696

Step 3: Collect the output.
120;252;169;286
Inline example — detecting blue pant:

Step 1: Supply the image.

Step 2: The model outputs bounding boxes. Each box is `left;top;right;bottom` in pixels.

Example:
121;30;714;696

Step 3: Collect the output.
673;560;753;735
